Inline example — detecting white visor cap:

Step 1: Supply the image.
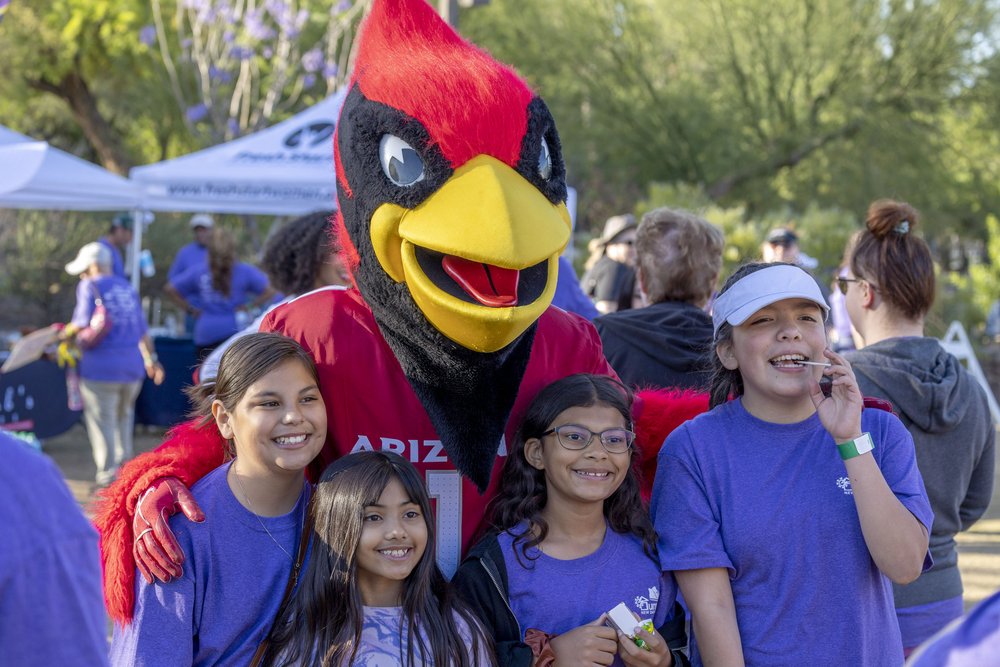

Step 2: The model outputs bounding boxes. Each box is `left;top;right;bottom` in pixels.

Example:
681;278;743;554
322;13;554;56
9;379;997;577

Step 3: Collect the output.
712;264;829;336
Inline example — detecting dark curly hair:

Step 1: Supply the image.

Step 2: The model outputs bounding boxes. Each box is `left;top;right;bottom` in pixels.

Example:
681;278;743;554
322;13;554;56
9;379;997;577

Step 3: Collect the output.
489;373;657;565
261;211;340;295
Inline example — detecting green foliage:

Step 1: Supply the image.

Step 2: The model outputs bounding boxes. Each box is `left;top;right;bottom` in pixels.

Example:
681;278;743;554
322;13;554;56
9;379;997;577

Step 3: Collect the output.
0;211;107;327
634;181;859;284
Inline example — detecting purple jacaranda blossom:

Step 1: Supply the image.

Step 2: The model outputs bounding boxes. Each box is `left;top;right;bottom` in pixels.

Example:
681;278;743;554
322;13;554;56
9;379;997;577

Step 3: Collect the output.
229;45;254;61
302;74;317;88
223;30;235;43
322;62;339;78
301;48;323;73
227;118;240;135
181;38;193;49
262;46;274;58
139;25;157;46
181;0;209;9
244;9;275;40
186;103;209;122
209;66;232;83
335;0;352;13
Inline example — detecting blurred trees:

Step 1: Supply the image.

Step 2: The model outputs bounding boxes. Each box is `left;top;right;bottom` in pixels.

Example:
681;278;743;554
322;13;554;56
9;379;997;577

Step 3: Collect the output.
463;0;999;239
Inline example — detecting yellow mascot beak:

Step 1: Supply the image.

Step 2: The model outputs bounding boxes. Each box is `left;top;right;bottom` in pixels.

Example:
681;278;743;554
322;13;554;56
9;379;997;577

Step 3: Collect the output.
370;155;572;353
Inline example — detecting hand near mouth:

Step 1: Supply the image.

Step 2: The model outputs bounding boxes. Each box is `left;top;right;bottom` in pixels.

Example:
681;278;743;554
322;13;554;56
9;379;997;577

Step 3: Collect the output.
809;348;864;443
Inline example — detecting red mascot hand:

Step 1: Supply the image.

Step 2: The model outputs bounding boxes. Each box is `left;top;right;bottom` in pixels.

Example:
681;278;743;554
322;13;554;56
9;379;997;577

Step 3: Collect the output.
132;477;205;584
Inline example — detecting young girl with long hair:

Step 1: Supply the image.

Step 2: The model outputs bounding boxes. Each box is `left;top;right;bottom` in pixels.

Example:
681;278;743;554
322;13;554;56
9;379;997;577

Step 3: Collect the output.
110;332;326;665
263;451;494;666
842;200;995;654
454;373;685;667
652;262;933;665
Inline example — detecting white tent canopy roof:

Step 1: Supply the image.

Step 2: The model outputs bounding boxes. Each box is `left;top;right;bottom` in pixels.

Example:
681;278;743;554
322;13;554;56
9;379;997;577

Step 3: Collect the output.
0;126;140;211
131;90;346;215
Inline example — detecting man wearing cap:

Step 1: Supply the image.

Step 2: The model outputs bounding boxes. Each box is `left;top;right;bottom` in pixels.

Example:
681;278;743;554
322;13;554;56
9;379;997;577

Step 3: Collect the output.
168;214;213;283
63;242;164;487
762;226;832;311
581;213;639;314
100;213;134;280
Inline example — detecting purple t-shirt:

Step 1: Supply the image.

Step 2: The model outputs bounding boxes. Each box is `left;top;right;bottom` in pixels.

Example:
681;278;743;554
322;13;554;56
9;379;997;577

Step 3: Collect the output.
652;400;933;666
0;433;109;667
71;275;147;383
499;521;676;667
170;261;269;346
110;463;309;666
168;242;208;282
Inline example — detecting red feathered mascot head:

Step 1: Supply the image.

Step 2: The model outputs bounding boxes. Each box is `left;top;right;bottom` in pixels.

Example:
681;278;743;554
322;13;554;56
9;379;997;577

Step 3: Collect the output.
332;0;574;487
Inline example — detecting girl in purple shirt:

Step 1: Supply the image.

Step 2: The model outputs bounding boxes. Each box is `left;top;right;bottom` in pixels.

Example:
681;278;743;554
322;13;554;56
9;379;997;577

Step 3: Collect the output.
455;374;685;667
652;263;932;666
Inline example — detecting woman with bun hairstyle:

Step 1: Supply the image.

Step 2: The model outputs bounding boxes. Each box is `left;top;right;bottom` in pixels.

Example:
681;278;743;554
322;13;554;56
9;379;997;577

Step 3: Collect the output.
842;199;995;655
652;260;932;666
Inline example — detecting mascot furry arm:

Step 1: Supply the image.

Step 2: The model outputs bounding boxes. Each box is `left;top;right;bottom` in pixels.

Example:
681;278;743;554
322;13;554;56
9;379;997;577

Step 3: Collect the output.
94;0;708;625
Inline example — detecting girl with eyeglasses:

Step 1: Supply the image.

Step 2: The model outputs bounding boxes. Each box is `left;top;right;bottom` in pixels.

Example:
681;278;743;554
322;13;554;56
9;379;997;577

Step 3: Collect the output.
842;200;995;656
453;373;686;667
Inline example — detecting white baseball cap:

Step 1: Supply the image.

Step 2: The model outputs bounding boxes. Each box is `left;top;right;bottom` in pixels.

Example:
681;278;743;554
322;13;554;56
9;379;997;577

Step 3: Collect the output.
712;264;829;336
65;242;112;275
190;213;214;229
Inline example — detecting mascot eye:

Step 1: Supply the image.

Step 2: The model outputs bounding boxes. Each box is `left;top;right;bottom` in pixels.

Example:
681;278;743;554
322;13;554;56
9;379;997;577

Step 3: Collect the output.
537;137;552;180
379;134;425;187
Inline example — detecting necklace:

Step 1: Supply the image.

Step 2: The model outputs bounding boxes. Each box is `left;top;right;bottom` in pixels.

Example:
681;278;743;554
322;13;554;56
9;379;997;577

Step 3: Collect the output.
231;463;294;562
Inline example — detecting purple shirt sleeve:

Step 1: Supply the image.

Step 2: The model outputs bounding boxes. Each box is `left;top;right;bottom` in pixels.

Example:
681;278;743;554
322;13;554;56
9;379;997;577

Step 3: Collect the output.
652;425;736;574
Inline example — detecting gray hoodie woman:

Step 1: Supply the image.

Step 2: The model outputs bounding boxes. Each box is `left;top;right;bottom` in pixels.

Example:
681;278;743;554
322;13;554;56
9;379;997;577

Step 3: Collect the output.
841;198;995;651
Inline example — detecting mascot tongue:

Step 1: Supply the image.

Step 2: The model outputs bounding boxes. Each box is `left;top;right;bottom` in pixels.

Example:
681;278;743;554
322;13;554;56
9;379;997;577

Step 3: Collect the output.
442;256;519;307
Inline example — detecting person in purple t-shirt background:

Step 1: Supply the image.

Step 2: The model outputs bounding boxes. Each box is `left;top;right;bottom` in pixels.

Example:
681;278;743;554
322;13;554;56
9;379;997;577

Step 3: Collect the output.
164;226;275;361
98;212;133;280
64;241;165;486
652;262;933;666
167;213;214;334
454;373;686;667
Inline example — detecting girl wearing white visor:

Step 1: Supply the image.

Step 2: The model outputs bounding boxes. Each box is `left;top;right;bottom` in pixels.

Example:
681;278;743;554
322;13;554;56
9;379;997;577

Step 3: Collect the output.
650;262;932;666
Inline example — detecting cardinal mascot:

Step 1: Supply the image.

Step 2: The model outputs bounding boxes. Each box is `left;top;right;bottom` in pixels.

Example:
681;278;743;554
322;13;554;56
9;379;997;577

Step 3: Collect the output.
95;0;708;624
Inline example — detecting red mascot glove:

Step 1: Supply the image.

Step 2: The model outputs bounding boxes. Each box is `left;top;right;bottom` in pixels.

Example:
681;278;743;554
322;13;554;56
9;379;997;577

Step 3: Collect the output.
132;477;205;584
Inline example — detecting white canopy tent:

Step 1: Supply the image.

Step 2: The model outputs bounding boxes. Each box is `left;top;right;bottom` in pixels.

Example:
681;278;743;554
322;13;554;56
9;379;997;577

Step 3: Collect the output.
0;126;140;211
130;89;346;216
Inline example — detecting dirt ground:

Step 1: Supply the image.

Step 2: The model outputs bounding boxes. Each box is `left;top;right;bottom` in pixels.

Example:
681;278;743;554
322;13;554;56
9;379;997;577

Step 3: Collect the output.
45;422;1000;611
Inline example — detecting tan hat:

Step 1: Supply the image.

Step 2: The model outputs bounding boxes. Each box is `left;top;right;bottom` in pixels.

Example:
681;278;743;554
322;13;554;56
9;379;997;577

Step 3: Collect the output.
593;214;637;247
190;213;214;229
65;242;112;275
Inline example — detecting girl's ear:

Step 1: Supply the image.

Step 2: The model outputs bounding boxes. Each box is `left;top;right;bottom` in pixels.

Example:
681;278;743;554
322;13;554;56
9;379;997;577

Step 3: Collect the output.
212;399;235;440
523;438;546;471
717;341;739;371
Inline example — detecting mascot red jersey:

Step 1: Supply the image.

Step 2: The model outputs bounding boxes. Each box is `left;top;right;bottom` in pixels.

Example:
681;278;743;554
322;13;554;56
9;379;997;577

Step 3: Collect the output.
95;0;707;624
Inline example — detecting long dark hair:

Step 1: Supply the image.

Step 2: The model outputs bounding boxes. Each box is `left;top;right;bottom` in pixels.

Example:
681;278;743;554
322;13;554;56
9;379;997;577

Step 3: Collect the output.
185;332;318;458
489;373;656;563
263;452;493;667
208;227;236;296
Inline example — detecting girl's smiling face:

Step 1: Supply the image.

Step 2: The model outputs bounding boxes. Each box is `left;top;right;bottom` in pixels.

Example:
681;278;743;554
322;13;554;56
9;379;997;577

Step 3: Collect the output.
356;477;428;607
717;298;828;422
524;402;631;510
213;358;327;478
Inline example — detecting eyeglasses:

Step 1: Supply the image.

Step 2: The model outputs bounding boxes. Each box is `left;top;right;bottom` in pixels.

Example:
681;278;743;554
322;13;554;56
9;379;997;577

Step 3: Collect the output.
541;425;635;453
836;277;879;295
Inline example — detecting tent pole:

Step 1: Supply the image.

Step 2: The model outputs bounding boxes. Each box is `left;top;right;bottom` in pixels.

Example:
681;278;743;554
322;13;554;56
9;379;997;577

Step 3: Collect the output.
130;208;145;295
